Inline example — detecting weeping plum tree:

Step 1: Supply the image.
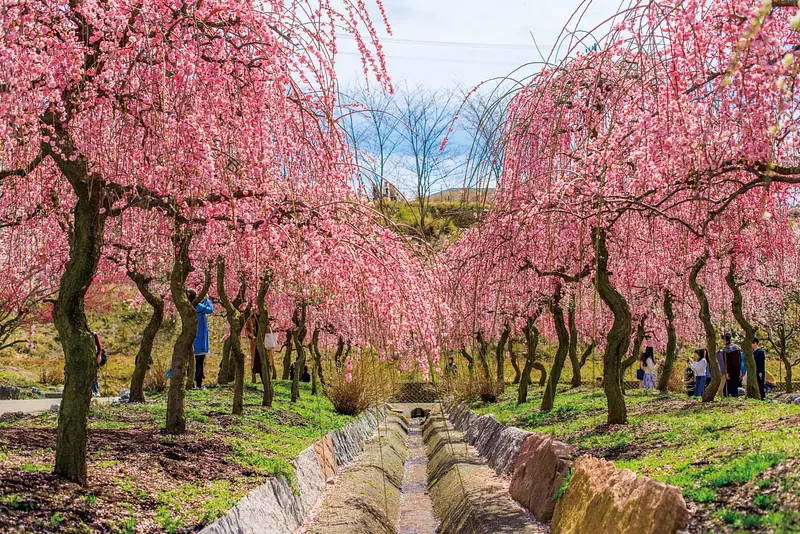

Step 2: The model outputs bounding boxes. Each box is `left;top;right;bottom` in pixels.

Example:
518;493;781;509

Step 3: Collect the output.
0;0;390;484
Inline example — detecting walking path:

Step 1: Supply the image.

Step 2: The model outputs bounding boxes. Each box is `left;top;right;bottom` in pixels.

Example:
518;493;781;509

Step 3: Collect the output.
0;397;114;415
396;418;439;534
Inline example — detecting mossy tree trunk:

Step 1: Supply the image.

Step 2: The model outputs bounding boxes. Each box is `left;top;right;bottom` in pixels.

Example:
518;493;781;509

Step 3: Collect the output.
166;230;198;434
689;252;721;402
217;336;233;385
518;314;541;404
495;322;511;392
542;288;569;411
217;258;248;416
475;331;491;381
593;228;630;425
567;296;581;387
255;268;274;407
128;271;164;403
657;291;677;394
310;328;325;395
509;339;521;384
726;260;759;399
51;146;108;485
291;304;308;403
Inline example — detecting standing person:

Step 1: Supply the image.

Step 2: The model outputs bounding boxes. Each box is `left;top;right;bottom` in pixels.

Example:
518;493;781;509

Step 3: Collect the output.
446;356;459;378
300;365;311;383
722;333;742;398
188;289;214;389
716;347;727;397
753;337;766;400
641;346;657;391
688;348;708;397
87;321;106;398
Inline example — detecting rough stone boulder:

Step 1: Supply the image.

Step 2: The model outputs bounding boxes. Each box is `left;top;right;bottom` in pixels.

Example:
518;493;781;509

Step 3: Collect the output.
312;434;337;483
552;455;689;534
509;433;574;522
0;385;20;400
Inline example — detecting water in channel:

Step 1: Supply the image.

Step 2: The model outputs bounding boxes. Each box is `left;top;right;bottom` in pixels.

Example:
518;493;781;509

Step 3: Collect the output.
396;417;439;534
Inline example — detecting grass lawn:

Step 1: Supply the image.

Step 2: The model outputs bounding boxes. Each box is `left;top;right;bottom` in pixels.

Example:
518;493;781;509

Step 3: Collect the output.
472;387;800;534
0;381;349;534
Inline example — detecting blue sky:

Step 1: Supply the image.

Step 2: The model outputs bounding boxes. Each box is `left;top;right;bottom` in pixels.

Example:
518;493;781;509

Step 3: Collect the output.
336;0;629;89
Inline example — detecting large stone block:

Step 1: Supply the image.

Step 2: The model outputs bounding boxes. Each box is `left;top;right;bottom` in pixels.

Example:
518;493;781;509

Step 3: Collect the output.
312;434;337;482
509;434;574;521
552;455;689;534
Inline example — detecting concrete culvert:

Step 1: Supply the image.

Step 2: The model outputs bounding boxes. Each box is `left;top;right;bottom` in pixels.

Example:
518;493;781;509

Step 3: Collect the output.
410;407;425;418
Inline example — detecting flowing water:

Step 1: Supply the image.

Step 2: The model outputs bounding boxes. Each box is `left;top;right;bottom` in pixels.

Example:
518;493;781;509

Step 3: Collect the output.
396;418;439;534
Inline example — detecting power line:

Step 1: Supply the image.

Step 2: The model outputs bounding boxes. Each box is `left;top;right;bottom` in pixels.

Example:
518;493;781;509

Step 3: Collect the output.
338;34;533;51
339;51;529;66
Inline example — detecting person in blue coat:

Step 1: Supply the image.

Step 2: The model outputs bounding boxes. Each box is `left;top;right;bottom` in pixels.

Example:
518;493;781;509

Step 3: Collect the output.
187;289;214;389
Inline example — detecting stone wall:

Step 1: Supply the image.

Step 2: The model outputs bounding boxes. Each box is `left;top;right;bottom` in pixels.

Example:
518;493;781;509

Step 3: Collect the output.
201;409;384;534
445;402;689;534
423;414;547;534
302;414;409;533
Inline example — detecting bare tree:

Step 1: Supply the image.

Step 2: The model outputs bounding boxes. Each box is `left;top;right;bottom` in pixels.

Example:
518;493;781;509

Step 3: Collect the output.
397;86;464;236
340;85;403;215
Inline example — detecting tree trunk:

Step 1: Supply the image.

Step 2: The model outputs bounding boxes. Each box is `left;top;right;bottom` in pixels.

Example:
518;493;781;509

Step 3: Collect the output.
460;348;475;375
52;175;107;485
256;269;274;407
689;252;721;402
657;290;677;394
291;305;307;402
533;361;547;386
282;331;294;380
727;260;759;399
518;316;540;404
129;274;164;403
542;292;569;411
334;336;345;369
593;228;630;425
509;339;521;384
476;331;491;381
166;231;197;434
568;297;581;387
185;349;196;391
495;323;511;392
310;328;325;392
218;336;232;385
783;355;793;393
217;258;247;416
621;316;647;395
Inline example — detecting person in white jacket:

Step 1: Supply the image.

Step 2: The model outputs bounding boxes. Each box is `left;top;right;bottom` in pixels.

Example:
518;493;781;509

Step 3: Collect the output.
640;346;657;390
688;349;708;397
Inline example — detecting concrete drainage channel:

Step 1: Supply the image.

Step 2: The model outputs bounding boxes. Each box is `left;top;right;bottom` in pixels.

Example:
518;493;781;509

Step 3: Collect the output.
305;404;548;534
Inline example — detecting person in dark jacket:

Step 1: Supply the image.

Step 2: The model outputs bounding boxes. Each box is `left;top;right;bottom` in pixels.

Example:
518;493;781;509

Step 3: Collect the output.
753;337;766;400
300;365;311;383
722;333;742;398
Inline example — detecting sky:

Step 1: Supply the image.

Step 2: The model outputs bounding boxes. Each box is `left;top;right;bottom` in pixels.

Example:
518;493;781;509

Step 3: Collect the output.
335;0;630;90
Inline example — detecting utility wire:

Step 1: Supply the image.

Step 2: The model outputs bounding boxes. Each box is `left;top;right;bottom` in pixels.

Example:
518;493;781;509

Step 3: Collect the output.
338;34;534;50
339;51;529;66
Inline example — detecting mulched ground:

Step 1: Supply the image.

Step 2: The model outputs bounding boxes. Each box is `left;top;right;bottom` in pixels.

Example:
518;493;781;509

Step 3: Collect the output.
0;407;255;533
